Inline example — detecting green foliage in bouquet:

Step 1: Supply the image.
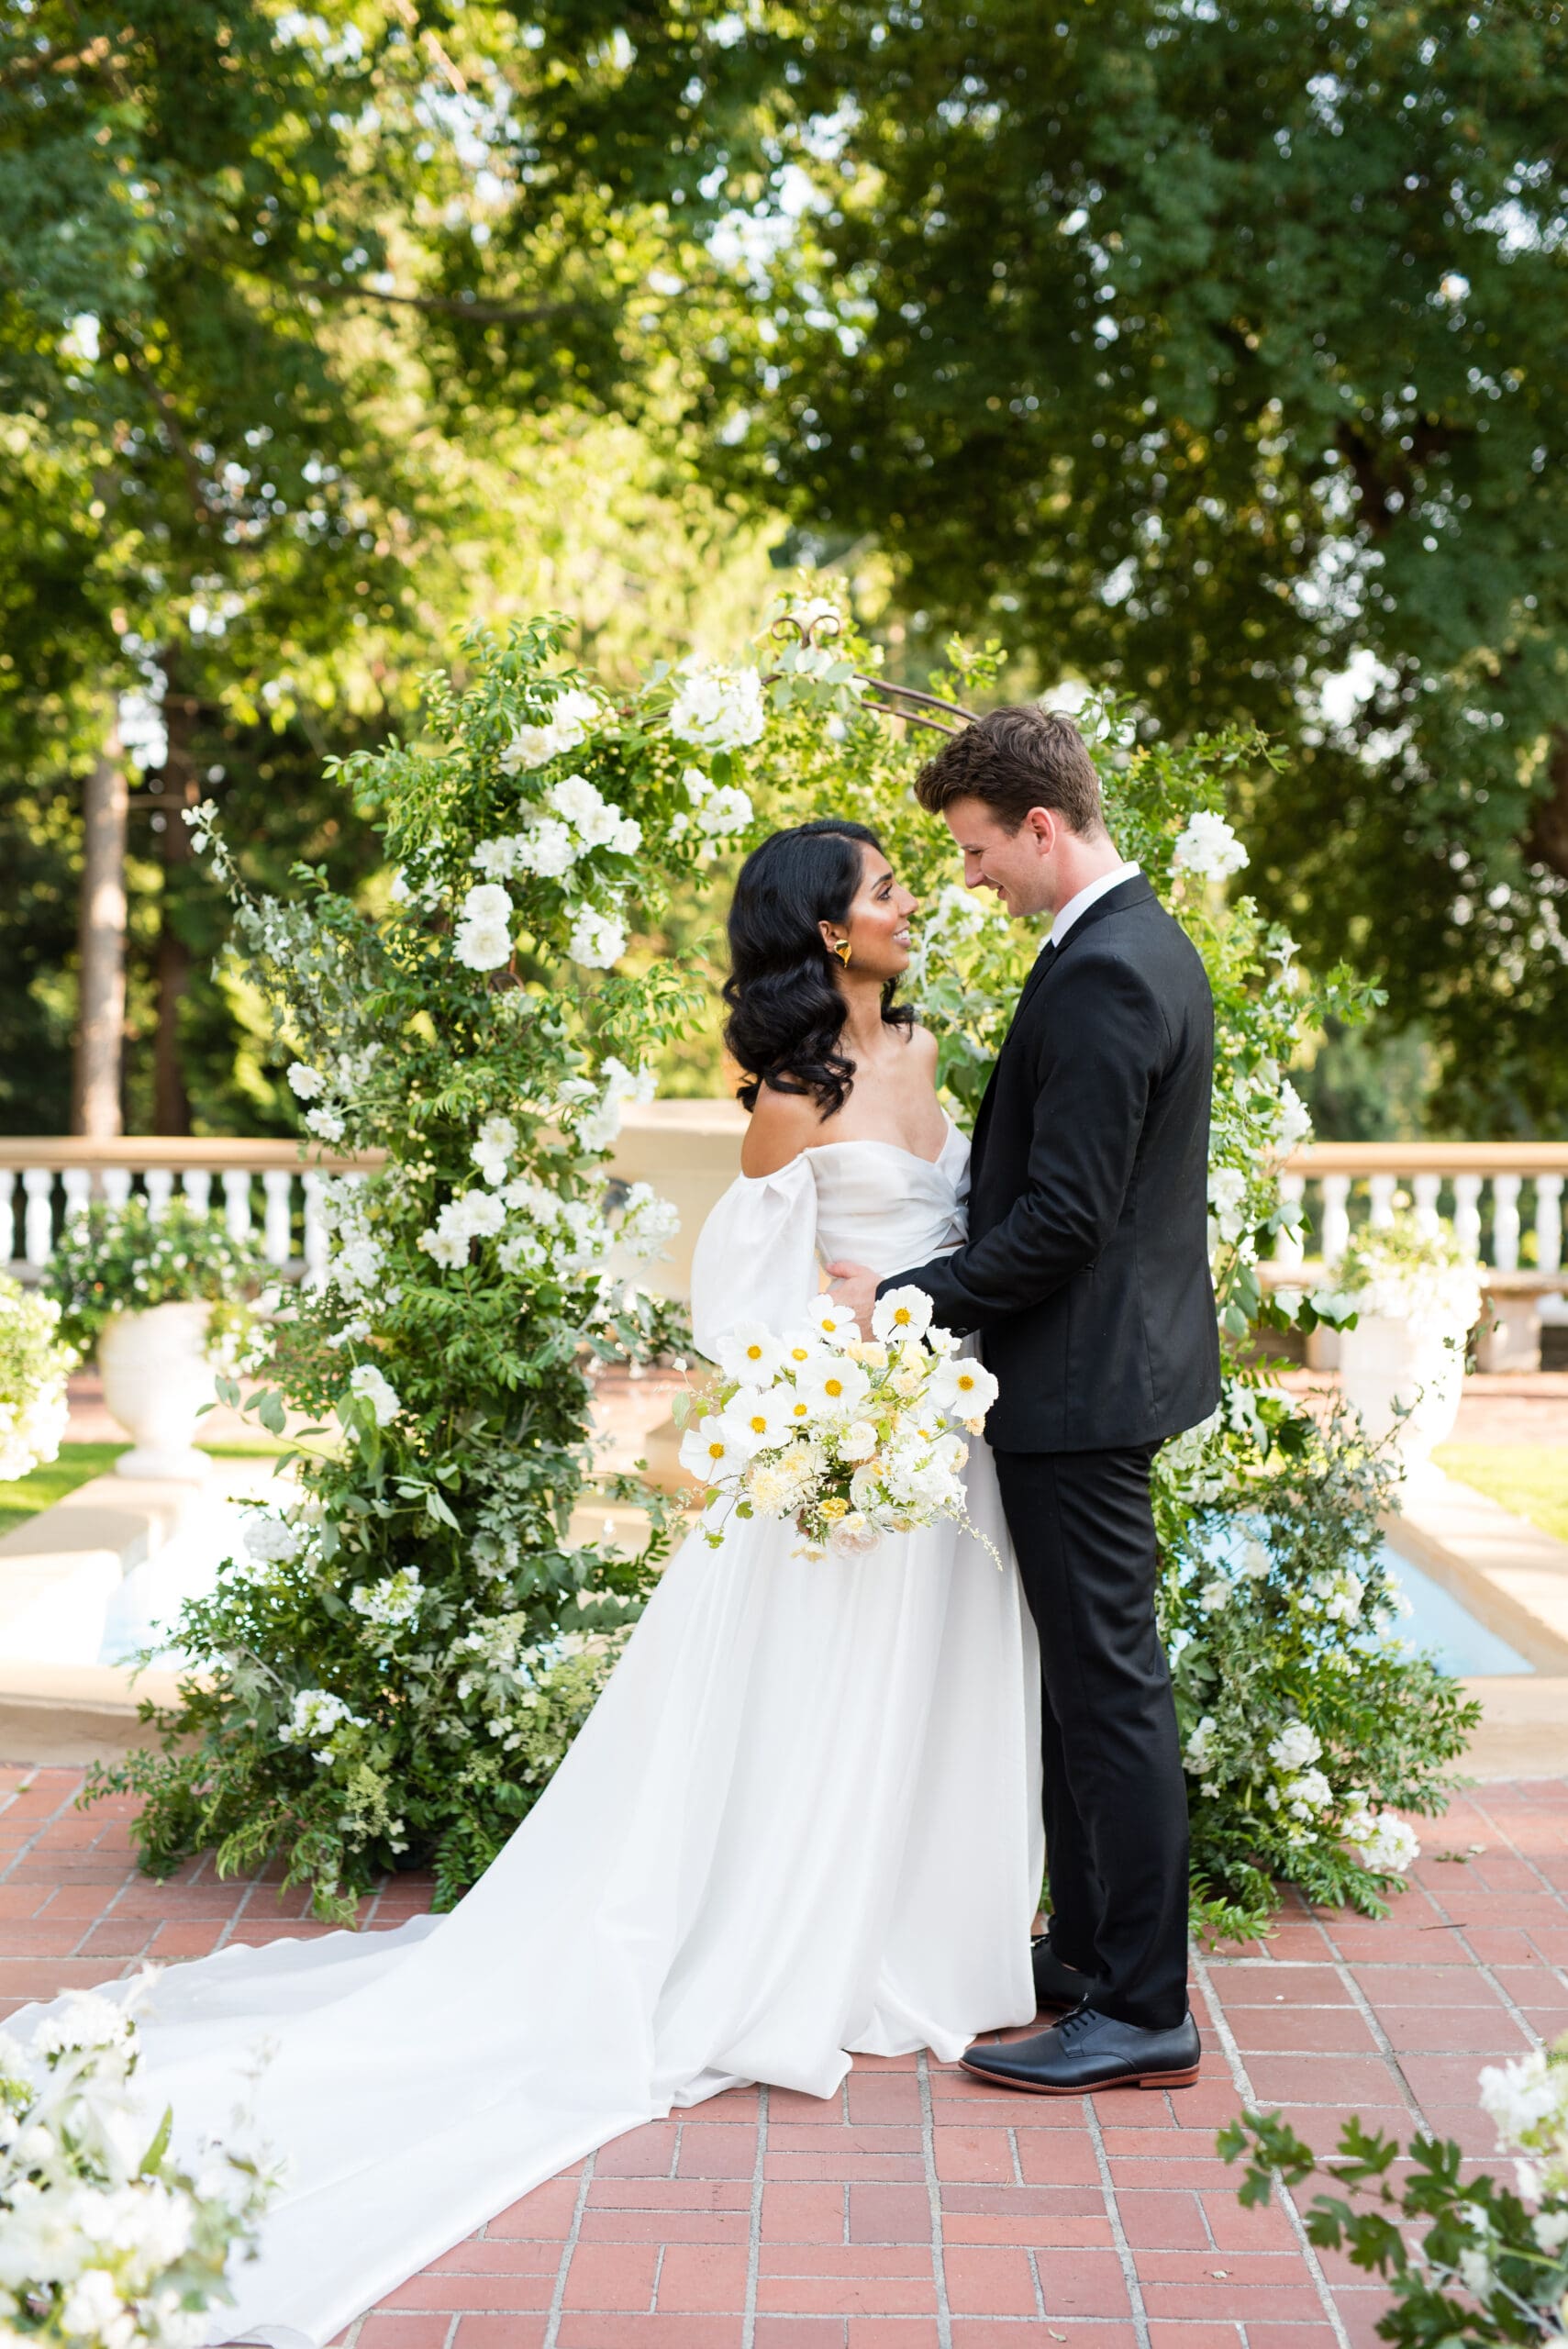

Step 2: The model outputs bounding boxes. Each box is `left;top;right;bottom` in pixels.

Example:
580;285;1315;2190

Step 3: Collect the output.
44;1200;268;1360
89;613;869;1920
1220;2035;1568;2346
0;1273;74;1485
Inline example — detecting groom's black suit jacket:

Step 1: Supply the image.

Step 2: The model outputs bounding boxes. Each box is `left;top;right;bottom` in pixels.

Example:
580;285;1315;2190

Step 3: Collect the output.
885;874;1221;1454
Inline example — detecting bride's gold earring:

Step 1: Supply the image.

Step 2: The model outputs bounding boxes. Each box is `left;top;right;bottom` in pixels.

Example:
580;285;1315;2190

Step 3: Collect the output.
832;938;852;968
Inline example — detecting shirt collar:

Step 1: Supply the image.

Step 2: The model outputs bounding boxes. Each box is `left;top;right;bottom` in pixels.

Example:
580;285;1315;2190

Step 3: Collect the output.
1048;861;1142;949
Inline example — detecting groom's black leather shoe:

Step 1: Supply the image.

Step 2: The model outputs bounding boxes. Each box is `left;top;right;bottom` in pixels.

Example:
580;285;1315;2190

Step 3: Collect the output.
962;2002;1202;2095
1031;1935;1104;2014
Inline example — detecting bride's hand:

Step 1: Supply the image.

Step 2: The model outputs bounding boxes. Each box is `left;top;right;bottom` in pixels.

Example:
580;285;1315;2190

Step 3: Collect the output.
824;1262;878;1336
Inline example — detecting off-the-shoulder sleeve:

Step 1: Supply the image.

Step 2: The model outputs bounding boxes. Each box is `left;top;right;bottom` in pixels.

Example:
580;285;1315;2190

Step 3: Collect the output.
689;1156;819;1361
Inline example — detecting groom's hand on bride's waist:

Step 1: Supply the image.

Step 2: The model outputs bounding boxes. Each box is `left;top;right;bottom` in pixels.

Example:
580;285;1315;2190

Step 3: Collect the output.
824;1262;878;1336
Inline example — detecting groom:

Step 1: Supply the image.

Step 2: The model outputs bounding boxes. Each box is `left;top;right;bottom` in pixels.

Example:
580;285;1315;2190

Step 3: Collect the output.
828;707;1219;2093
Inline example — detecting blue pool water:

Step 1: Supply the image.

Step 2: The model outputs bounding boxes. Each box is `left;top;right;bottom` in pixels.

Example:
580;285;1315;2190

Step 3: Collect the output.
1377;1538;1532;1677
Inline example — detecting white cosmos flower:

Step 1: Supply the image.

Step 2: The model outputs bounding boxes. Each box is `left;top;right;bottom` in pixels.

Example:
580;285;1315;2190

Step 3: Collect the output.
716;1322;785;1385
776;1329;828;1375
872;1286;934;1343
931;1356;999;1420
726;1387;795;1454
795;1354;872;1422
806;1297;859;1347
679;1415;744;1485
1172;809;1249;882
568;902;628;969
453;883;514;972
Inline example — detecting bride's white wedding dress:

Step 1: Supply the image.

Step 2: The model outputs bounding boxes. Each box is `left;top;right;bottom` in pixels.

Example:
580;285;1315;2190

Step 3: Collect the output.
11;1122;1042;2344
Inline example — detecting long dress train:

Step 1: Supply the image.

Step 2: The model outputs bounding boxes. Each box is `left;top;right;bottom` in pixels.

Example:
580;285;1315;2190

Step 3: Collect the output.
9;1122;1042;2343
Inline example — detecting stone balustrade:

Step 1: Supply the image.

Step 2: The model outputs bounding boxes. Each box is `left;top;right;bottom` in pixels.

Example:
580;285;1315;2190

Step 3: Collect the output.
0;1137;376;1286
6;1123;1566;1359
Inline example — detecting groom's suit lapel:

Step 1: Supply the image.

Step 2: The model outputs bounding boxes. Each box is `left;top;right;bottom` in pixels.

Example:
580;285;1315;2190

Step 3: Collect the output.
968;875;1156;1181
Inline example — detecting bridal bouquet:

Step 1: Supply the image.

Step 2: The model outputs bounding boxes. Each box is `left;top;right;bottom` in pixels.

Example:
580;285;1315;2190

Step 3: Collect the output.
679;1286;1000;1560
0;1976;283;2348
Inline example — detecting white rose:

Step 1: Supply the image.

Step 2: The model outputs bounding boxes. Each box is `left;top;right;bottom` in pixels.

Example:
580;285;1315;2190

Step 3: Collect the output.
1172;809;1249;882
286;1062;326;1099
837;1419;878;1463
567;903;628;970
348;1363;400;1426
453;883;514;972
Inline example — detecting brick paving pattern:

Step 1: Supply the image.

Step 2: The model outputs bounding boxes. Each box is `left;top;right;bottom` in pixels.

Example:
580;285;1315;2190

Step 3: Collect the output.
1;1767;1565;2349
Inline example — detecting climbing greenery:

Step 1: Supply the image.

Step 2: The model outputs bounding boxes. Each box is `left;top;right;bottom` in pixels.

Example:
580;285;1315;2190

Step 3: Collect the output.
91;599;1475;1934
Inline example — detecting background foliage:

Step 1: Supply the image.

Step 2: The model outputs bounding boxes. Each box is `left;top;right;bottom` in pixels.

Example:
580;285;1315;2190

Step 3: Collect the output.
4;0;1563;1135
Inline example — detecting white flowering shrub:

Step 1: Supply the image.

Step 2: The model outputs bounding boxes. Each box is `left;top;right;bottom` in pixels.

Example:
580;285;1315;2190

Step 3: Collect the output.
0;1978;282;2345
1224;2033;1568;2347
1337;1211;1485;1341
0;1275;73;1486
90;614;867;1920
751;640;1473;1940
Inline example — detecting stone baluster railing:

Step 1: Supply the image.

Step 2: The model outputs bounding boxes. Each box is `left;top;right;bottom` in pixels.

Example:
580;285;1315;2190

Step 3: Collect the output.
1266;1141;1568;1371
0;1140;380;1286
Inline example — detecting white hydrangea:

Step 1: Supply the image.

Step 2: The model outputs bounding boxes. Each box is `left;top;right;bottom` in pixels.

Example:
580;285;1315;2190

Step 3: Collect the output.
1267;1720;1322;1773
1284;1767;1334;1819
242;1510;301;1566
1173;809;1250;882
347;1363;400;1426
666;661;767;751
568;902;628;970
471;1116;517;1186
350;1567;423;1631
31;1990;136;2064
276;1687;364;1760
1342;1802;1420;1875
498;685;598;774
453;883;514;972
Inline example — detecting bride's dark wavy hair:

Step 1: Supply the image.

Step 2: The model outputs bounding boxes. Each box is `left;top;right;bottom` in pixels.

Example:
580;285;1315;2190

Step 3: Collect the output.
723;819;913;1117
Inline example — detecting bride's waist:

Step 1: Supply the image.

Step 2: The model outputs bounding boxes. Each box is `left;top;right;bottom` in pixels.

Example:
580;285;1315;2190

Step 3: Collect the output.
816;1235;964;1277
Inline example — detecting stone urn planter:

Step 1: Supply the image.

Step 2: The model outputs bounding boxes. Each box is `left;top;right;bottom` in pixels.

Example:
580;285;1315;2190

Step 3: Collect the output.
98;1300;217;1482
1338;1311;1468;1467
1334;1212;1483;1478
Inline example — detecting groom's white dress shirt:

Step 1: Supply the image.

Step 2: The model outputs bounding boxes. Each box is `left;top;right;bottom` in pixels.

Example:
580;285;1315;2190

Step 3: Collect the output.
1048;860;1142;949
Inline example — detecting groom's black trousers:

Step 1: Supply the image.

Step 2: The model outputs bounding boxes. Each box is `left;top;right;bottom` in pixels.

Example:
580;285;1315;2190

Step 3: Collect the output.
992;1443;1190;2033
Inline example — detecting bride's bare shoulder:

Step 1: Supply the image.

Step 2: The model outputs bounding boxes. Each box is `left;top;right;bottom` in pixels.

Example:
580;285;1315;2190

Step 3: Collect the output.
905;1023;940;1072
741;1083;827;1178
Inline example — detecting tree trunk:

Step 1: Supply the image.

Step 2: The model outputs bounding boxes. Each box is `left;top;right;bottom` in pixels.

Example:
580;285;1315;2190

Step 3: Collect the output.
73;709;129;1137
1524;729;1568;883
152;656;198;1135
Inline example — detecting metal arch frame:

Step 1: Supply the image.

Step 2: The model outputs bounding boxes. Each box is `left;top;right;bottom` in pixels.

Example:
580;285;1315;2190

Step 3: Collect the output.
767;611;978;738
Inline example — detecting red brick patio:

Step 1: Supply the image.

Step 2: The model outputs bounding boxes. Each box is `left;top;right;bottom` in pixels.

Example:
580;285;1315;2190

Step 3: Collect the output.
2;1766;1565;2349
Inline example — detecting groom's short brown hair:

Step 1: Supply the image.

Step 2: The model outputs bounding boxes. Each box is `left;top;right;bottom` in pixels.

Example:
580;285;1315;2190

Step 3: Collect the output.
914;707;1106;837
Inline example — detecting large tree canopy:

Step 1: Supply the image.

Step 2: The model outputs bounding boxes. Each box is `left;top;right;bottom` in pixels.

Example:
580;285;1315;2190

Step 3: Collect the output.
669;0;1568;1130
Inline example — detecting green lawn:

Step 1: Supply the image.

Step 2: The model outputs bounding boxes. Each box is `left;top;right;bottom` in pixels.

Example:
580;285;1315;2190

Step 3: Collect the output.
1433;1443;1568;1545
0;1439;289;1540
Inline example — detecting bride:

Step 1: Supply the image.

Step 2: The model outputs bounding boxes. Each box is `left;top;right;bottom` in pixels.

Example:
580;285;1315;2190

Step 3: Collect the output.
11;819;1044;2344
